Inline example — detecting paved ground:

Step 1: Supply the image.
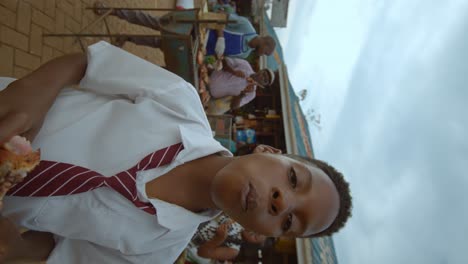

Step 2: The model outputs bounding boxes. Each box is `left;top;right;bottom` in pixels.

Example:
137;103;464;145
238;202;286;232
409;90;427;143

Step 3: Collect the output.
0;0;185;79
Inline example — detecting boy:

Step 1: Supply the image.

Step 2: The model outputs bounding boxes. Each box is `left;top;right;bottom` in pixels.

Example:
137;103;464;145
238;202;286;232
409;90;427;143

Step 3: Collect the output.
0;42;351;263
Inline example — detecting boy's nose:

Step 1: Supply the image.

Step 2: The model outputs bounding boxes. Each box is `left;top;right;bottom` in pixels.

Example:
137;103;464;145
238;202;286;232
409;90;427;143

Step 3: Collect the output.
269;187;288;216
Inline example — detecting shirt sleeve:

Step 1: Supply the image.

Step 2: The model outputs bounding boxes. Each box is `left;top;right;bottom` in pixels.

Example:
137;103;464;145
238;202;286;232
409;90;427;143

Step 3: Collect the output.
3;189;196;264
225;14;256;34
239;88;256;107
79;41;194;101
48;237;187;264
0;77;15;92
224;57;240;69
236;59;254;74
229;52;250;59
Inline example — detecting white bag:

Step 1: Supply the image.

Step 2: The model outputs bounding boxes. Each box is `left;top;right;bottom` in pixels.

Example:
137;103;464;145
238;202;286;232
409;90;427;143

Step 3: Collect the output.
176;0;194;9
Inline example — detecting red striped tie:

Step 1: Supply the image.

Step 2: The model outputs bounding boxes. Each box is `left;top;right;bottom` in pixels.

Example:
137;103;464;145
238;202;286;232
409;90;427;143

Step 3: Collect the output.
6;143;184;215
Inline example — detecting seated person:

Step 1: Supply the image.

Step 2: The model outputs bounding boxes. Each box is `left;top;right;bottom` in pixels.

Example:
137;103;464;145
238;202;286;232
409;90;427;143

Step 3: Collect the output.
187;214;265;263
208;57;275;111
204;13;275;59
92;2;276;59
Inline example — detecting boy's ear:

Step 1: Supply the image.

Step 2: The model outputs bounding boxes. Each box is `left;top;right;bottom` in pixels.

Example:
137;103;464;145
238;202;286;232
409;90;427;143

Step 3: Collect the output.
253;144;282;154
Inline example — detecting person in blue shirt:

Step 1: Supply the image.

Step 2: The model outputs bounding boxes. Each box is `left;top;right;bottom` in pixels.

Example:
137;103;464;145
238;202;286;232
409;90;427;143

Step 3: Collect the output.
206;13;276;59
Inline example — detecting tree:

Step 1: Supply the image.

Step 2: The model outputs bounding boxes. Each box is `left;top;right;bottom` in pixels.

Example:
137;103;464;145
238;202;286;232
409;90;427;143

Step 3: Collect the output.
299;89;308;101
306;108;322;131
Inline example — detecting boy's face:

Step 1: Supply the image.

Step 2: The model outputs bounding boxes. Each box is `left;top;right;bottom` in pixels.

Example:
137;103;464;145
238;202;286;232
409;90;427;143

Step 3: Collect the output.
210;153;340;237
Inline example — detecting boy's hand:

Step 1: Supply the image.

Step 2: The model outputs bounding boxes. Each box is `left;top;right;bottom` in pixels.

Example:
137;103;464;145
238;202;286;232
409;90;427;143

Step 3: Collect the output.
0;80;47;145
215;222;231;239
242;84;255;94
0;216;22;262
0;53;88;146
0;171;25;211
253;144;282;154
233;70;246;78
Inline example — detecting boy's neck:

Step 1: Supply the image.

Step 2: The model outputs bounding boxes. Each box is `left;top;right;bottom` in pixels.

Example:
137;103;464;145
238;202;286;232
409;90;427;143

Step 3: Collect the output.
145;154;233;212
248;36;259;48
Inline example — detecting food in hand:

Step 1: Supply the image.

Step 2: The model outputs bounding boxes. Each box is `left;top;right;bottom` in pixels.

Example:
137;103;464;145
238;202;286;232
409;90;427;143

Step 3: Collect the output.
0;136;40;210
0;136;40;176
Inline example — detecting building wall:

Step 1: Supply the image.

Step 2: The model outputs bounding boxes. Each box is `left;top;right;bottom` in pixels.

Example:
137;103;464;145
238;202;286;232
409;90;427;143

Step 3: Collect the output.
270;0;289;28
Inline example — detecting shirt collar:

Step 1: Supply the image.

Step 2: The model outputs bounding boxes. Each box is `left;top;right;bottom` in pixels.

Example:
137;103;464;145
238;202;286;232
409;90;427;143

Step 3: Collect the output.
152;198;221;230
243;34;258;52
175;123;233;164
144;123;231;230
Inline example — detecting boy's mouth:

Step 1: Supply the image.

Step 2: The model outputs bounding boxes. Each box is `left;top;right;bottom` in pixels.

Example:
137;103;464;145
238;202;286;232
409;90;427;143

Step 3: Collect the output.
242;183;258;212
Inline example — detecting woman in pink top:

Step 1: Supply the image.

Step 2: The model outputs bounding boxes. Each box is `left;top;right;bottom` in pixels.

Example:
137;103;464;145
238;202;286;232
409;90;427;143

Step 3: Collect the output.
208;57;275;109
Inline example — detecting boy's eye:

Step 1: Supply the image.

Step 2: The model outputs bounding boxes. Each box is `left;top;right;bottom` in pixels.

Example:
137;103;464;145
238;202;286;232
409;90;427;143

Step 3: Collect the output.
289;167;297;188
282;214;293;232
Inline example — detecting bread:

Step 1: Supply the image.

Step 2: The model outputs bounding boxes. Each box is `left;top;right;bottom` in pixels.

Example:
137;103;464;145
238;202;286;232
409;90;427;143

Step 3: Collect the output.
0;136;40;181
0;136;40;209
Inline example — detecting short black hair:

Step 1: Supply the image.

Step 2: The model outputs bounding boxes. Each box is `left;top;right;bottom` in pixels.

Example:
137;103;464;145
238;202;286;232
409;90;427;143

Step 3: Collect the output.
285;154;352;237
262;35;276;53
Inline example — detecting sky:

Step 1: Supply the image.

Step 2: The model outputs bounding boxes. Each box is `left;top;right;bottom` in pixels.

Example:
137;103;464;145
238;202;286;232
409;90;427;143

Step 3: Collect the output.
275;0;468;263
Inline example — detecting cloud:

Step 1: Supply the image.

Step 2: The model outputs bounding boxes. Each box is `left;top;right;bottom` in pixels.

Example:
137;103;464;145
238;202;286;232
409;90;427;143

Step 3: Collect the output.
275;0;318;52
279;0;389;149
278;0;468;263
321;2;468;263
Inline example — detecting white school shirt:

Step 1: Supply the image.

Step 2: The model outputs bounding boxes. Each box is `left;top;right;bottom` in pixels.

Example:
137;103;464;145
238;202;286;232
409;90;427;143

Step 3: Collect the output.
1;41;231;264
